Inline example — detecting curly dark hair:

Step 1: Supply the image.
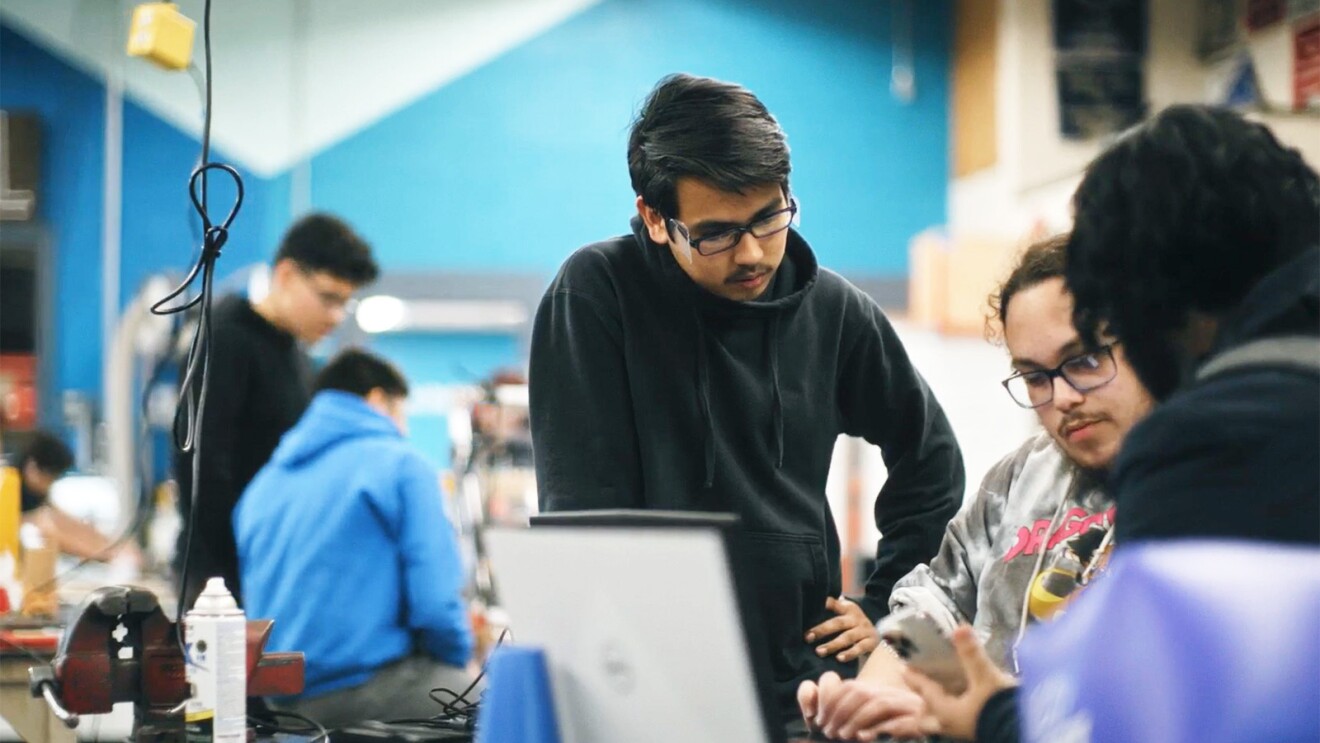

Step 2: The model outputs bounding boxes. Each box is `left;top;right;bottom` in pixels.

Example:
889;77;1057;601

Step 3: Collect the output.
987;233;1070;343
1066;105;1320;399
627;73;791;219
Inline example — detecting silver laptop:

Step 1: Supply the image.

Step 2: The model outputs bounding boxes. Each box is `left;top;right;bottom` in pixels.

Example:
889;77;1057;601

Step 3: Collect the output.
485;511;784;743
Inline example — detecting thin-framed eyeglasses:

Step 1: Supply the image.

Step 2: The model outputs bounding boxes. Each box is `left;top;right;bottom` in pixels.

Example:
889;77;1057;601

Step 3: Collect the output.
1001;345;1118;409
667;198;799;257
296;265;357;312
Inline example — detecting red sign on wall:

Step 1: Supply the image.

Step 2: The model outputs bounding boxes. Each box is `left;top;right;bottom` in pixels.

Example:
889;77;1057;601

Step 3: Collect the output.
1296;16;1320;110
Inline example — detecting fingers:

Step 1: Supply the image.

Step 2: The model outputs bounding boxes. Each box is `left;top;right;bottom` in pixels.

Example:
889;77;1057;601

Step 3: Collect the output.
873;712;940;741
866;714;922;741
950;625;1000;686
841;632;879;662
831;687;922;741
819;629;879;662
901;667;948;710
814;671;843;727
797;680;819;725
805;615;853;642
815;626;877;659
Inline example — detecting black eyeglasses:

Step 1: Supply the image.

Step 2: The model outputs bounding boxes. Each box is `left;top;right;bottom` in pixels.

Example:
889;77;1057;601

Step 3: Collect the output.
296;265;357;312
667;198;799;257
1002;345;1118;409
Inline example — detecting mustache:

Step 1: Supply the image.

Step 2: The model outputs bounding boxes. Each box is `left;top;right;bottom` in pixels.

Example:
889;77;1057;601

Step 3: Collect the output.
726;267;772;283
1058;414;1107;437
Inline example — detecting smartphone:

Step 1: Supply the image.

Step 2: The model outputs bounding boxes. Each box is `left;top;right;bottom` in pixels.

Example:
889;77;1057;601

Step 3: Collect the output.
877;612;967;694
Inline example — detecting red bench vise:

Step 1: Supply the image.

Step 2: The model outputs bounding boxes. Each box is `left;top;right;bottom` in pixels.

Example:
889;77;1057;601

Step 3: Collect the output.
26;585;304;742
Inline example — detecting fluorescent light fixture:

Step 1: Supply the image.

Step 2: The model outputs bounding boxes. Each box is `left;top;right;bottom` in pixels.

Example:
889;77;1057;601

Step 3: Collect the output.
356;294;408;333
356;297;526;333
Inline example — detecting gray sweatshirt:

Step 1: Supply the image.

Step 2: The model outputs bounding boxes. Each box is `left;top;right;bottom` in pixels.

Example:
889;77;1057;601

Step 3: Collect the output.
888;433;1113;669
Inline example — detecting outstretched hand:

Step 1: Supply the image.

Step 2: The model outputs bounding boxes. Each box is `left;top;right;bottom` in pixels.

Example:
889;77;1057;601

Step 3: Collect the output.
886;625;1017;741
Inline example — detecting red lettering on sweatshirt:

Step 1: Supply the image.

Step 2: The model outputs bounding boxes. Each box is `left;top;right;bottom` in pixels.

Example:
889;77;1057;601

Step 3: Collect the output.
1002;506;1115;562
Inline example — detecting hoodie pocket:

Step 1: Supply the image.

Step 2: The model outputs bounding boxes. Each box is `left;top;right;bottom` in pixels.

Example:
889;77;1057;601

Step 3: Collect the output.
741;531;831;682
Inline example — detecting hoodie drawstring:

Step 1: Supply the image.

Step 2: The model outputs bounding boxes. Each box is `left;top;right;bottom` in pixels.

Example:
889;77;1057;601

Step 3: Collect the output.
694;312;716;488
769;313;784;469
694;311;786;489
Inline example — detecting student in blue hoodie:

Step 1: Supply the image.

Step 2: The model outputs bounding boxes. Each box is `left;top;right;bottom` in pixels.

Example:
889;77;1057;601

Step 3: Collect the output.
530;73;965;720
234;349;474;729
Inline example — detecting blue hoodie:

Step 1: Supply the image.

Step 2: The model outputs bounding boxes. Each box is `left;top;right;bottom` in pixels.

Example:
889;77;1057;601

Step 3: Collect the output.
234;390;473;698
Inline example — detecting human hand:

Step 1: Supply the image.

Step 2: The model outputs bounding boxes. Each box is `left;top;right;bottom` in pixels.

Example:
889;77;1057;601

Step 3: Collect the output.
889;625;1017;741
797;671;930;741
805;596;880;663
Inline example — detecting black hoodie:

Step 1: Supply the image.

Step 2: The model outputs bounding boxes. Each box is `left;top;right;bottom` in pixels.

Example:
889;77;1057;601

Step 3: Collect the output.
1112;245;1320;546
530;219;964;717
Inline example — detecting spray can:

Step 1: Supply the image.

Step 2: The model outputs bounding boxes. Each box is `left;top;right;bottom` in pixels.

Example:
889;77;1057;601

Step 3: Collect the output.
185;577;247;743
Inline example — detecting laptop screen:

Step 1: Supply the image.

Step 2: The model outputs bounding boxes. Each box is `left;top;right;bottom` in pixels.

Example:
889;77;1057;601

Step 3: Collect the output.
488;510;784;743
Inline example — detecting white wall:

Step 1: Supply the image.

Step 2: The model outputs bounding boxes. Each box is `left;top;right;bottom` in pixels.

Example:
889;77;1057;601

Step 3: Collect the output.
949;0;1320;239
0;0;599;176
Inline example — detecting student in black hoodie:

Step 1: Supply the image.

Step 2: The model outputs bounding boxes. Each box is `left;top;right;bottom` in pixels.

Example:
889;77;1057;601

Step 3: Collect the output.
174;213;378;609
896;106;1319;743
529;73;965;719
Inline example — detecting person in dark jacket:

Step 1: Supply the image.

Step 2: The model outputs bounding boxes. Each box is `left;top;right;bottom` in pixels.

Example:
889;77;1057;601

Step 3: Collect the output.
529;73;965;719
174;213;378;609
904;106;1319;742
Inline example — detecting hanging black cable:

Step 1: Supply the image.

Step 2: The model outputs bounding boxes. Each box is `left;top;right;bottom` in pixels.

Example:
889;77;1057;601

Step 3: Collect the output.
146;0;243;645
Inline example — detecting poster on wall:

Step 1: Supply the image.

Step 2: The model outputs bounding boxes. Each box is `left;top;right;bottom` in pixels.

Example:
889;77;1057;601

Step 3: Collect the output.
1056;57;1147;139
1052;0;1147;140
1199;0;1242;60
1296;15;1320;110
1053;0;1146;53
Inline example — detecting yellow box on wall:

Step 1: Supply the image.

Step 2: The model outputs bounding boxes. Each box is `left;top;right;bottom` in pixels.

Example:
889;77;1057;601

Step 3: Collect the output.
127;3;196;71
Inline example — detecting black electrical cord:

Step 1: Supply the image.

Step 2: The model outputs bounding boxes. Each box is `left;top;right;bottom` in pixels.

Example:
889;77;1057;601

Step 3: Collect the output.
247;709;330;742
386;627;511;731
147;0;243;655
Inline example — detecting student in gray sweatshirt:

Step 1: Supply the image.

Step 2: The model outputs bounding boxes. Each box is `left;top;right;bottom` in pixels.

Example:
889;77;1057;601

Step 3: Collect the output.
798;234;1155;741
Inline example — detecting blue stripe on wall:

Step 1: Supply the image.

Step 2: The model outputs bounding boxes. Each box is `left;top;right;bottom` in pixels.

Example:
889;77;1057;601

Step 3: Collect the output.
311;0;951;276
0;24;107;414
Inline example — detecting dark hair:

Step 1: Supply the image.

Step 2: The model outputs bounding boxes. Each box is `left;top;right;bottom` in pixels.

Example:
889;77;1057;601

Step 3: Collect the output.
275;213;380;286
628;73;791;218
987;234;1070;343
1066;105;1319;398
20;431;74;476
315;348;409;398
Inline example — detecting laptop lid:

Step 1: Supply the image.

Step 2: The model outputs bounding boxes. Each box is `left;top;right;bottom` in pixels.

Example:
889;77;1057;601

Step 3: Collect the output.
487;510;784;743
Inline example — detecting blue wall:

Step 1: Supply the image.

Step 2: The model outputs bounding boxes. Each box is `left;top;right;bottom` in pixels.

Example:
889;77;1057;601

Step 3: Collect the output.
119;101;280;309
0;25;106;418
312;0;951;276
2;0;952;447
0;22;283;424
